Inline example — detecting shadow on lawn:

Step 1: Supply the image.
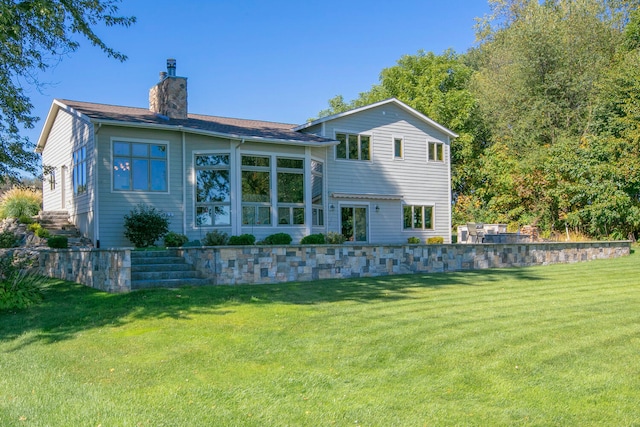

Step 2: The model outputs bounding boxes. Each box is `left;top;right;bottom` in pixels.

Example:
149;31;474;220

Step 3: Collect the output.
0;267;542;349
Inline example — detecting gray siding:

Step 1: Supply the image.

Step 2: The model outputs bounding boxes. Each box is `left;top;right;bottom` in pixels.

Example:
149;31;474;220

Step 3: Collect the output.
303;103;452;244
41;109;95;241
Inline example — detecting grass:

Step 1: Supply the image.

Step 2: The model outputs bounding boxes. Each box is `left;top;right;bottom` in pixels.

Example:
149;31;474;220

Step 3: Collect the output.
1;252;640;426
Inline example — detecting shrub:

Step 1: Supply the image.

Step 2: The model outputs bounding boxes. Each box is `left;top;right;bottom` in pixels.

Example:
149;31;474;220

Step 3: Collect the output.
0;231;19;248
0;187;41;218
28;222;41;233
407;236;421;244
300;233;326;244
325;231;346;244
164;231;189;247
18;215;35;225
202;230;229;246
262;233;292;245
427;236;444;244
183;240;202;247
47;236;68;249
0;253;45;310
123;204;170;248
35;227;50;238
228;234;256;245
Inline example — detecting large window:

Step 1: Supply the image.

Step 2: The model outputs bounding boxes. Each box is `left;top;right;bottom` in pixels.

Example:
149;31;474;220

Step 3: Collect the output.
73;146;87;194
428;142;444;162
242;155;271;225
403;205;434;230
336;132;370;161
277;158;304;225
195;154;230;226
113;141;167;192
311;160;324;226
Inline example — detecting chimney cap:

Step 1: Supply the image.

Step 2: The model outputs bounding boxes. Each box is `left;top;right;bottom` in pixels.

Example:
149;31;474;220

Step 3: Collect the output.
167;58;176;77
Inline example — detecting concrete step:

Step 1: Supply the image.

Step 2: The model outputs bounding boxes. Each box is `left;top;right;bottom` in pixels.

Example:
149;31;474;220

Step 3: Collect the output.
131;256;187;265
131;263;193;273
131;270;201;281
131;278;213;290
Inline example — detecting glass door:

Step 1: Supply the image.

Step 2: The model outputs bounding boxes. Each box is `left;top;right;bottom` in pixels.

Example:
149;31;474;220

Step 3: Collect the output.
341;206;368;242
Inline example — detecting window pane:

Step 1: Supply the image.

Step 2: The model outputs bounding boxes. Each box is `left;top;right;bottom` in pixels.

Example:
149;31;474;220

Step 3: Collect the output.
312;208;318;226
132;143;148;157
150;145;167;158
293;208;305;225
114;142;129;156
348;134;358;160
394;138;402;158
196;154;229;167
424;206;433;229
277;158;303;169
242;206;255;225
242;171;270;202
258;207;271;225
242;156;269;167
196;207;212;226
278;172;303;203
403;206;412;229
311;160;323;174
278;207;290;224
360;136;370;160
113;157;130;190
214;206;231;226
150;160;167;191
336;134;347;159
413;206;423;229
355;207;367;241
436;144;444;161
311;173;322;205
341;207;353;241
197;170;230;202
132;159;149;191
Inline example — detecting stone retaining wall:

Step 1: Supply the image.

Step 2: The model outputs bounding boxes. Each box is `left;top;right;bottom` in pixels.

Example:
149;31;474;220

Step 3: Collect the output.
35;241;630;292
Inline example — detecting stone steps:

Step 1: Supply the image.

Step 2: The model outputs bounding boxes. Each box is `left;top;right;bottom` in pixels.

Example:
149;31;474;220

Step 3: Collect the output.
130;250;211;290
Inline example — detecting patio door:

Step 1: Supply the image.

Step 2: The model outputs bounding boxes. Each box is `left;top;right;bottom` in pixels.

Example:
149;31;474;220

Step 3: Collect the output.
341;205;368;242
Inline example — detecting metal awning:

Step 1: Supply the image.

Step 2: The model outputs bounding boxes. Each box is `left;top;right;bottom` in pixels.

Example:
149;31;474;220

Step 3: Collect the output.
331;192;404;200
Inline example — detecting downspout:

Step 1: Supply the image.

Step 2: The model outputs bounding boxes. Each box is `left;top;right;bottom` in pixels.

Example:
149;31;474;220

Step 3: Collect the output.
447;136;452;244
94;123;102;248
181;129;186;235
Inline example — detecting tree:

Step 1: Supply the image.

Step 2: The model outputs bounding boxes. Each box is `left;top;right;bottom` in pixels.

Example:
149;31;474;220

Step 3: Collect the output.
0;0;135;180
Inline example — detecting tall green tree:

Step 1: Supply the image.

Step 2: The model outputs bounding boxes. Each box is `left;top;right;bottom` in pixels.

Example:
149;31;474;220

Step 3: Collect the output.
0;0;135;180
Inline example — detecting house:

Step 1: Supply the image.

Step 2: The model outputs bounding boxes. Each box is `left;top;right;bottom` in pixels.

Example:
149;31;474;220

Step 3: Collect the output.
36;59;457;248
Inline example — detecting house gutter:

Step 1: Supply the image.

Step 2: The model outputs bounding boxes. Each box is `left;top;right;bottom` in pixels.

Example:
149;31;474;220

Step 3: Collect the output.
181;128;186;235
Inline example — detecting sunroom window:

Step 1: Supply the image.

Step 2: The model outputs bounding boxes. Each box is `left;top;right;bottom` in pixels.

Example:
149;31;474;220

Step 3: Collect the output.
113;141;167;192
195;154;231;226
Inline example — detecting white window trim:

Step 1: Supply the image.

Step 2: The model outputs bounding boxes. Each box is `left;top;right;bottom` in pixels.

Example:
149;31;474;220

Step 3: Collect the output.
110;137;170;194
392;135;404;160
193;150;232;228
337;201;371;243
401;202;436;232
427;140;445;163
333;129;373;163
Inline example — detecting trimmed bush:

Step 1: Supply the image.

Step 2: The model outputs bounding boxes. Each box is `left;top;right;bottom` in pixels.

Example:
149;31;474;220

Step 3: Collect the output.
47;236;68;249
202;230;229;246
228;234;256;246
262;233;292;245
164;231;189;247
0;187;41;218
300;233;326;244
407;236;421;244
427;236;444;244
325;231;346;244
35;227;50;238
0;231;19;248
123;204;170;248
18;215;35;225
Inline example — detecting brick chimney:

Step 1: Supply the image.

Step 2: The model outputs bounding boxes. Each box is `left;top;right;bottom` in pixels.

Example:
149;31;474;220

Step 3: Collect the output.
149;58;188;119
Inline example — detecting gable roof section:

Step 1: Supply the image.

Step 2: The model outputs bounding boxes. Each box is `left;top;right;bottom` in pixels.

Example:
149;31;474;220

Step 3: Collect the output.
36;99;337;153
293;98;458;138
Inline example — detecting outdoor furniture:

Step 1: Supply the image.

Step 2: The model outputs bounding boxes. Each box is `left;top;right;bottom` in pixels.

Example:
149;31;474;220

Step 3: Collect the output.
467;223;485;243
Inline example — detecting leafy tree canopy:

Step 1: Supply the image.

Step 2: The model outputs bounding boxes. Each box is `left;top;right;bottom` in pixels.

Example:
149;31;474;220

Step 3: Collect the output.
0;0;135;180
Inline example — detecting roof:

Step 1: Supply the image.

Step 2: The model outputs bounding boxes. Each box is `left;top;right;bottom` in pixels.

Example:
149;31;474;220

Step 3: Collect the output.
36;99;337;152
294;98;459;138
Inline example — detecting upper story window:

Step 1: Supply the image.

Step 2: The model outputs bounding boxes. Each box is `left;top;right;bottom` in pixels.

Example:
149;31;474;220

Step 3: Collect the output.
73;146;87;194
195;154;230;227
336;132;370;161
403;205;434;230
428;141;444;162
113;141;167;192
394;137;404;159
277;158;304;225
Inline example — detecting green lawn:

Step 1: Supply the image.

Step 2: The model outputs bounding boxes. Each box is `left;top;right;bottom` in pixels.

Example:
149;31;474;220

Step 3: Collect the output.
1;251;640;426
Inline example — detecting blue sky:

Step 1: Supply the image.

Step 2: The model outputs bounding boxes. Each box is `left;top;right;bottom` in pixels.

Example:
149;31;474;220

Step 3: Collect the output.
26;0;491;144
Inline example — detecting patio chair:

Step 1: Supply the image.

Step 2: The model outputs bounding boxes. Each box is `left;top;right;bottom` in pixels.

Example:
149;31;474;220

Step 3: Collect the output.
467;222;484;243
